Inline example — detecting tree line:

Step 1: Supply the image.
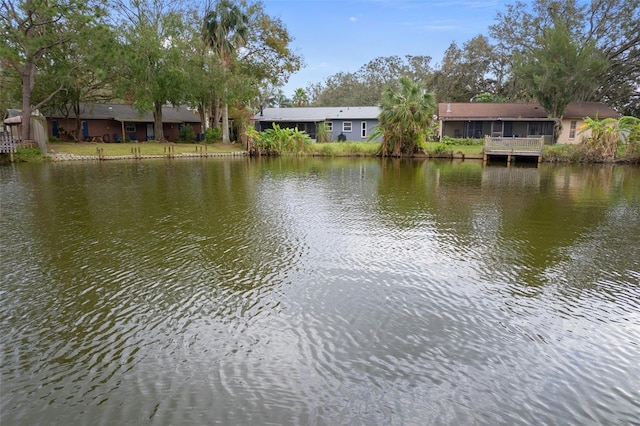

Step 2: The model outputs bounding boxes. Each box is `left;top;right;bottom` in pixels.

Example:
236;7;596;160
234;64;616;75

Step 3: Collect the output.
306;0;639;119
1;0;638;146
1;0;302;143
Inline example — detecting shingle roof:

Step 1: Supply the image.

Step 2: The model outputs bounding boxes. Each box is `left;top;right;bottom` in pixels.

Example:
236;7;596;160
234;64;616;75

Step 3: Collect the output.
254;106;380;122
438;102;619;120
564;102;619;119
47;103;201;123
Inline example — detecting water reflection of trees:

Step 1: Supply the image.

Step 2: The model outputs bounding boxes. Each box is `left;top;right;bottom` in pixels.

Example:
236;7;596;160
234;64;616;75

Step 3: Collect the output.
15;159;640;307
373;161;640;294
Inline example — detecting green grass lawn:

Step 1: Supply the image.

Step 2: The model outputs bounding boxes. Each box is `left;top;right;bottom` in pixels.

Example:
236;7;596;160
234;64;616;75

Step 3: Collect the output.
47;141;484;158
427;143;484;156
48;142;245;156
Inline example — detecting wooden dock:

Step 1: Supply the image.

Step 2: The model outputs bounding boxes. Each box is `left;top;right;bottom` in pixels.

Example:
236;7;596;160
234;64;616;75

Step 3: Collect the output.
483;136;544;164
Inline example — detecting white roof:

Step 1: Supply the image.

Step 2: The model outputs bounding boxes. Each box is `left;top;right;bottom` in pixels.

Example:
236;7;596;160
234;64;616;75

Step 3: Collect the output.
254;106;380;122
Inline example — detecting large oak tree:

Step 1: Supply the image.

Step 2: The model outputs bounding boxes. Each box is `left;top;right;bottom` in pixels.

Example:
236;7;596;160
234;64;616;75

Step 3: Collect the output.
513;19;606;120
491;0;640;115
112;0;191;142
1;0;105;149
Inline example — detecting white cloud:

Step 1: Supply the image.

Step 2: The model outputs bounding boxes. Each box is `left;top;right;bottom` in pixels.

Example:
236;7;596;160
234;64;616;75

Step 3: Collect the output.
349;16;357;22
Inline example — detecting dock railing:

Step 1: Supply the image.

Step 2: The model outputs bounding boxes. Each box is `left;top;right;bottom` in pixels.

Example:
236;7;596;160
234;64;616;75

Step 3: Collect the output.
483;136;544;163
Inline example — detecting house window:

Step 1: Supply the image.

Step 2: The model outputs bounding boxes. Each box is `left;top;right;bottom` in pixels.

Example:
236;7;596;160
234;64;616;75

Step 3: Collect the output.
361;121;367;138
569;120;577;139
325;121;333;132
125;123;136;132
343;121;352;132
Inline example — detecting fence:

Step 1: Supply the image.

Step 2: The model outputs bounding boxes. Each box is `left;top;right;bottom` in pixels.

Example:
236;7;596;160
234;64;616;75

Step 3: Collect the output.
0;131;17;154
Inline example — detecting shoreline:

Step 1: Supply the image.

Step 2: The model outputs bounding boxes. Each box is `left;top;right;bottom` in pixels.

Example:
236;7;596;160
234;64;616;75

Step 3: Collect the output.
47;151;248;161
45;152;486;162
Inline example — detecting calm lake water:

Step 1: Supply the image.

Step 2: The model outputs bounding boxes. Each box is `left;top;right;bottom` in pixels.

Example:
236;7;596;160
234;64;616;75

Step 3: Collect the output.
1;157;639;425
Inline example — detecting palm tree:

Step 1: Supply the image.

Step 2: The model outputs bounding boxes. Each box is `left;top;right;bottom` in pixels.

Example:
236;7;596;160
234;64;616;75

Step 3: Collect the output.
292;88;309;107
203;0;248;143
377;77;436;157
274;91;292;108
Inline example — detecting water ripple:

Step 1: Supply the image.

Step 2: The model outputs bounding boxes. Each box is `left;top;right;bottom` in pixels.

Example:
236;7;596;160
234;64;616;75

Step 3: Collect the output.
2;161;640;425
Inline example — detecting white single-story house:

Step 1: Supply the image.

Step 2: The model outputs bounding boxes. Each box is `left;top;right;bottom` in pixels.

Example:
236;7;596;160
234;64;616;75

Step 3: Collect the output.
438;102;620;144
252;106;382;142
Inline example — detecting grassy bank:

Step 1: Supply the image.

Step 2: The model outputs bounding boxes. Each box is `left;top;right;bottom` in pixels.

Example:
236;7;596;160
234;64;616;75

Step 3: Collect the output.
542;143;640;163
15;140;639;163
309;142;484;157
43;141;484;159
309;142;380;156
48;142;245;156
0;147;46;164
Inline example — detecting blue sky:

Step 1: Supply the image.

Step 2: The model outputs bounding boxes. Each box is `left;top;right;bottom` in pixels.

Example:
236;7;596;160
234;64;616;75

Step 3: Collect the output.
260;0;511;97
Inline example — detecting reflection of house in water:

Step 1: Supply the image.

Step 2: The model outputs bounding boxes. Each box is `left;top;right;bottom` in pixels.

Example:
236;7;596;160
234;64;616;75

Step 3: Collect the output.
481;166;541;189
552;165;614;200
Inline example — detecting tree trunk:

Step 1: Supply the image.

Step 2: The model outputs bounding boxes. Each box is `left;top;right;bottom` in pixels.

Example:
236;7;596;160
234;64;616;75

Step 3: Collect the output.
553;117;562;144
392;138;402;157
73;101;81;142
153;101;164;142
222;103;230;143
213;95;222;130
20;62;34;142
198;101;207;132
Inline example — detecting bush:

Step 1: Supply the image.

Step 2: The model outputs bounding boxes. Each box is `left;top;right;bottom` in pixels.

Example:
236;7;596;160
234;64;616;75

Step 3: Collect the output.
427;143;453;156
205;127;222;144
316;122;331;142
543;144;577;162
542;143;614;163
441;136;483;146
246;124;312;156
178;125;196;143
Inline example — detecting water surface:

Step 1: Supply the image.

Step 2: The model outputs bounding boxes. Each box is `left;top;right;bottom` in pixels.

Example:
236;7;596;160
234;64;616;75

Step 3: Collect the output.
1;158;639;425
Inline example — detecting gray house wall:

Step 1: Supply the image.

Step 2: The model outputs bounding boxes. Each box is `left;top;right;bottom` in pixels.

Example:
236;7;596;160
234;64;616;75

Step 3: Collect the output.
330;119;380;142
258;119;381;142
254;107;382;142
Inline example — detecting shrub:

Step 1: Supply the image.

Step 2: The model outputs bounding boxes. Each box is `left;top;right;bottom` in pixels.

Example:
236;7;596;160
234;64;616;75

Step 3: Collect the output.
316;122;331;143
205;127;222;144
543;144;577;162
441;136;483;146
428;143;453;156
178;125;196;143
245;124;312;156
542;143;615;163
